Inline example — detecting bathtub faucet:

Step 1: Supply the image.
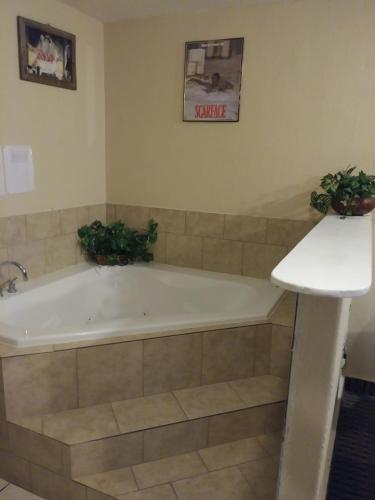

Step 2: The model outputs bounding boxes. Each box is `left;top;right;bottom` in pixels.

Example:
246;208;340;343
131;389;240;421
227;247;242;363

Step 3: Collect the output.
0;261;28;295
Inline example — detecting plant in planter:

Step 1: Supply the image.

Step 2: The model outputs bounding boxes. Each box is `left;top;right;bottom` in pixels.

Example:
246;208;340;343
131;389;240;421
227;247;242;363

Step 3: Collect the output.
310;167;375;216
78;219;158;265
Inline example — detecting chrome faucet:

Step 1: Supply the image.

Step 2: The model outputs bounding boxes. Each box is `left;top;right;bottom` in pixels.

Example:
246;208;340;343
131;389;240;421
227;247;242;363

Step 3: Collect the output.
0;261;28;296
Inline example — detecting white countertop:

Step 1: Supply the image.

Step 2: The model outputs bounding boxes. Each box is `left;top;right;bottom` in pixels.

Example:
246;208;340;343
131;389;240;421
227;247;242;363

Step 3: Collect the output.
271;215;373;297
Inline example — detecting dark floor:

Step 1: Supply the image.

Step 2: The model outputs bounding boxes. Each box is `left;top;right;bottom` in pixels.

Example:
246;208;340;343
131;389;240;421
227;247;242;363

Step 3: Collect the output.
327;378;375;500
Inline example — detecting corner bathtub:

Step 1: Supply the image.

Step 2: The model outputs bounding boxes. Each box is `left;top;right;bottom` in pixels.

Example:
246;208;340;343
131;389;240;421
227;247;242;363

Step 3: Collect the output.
0;263;283;347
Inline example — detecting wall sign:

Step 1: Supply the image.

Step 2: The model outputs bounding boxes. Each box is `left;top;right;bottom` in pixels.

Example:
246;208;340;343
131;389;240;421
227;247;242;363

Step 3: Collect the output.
183;37;244;122
17;16;77;90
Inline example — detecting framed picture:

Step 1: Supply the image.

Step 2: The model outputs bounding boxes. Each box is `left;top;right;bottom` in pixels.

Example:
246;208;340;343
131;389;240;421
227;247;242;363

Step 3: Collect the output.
17;16;77;90
183;37;244;122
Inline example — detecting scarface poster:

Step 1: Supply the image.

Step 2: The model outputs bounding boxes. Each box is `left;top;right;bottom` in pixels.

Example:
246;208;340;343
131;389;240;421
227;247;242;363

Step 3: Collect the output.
183;38;244;122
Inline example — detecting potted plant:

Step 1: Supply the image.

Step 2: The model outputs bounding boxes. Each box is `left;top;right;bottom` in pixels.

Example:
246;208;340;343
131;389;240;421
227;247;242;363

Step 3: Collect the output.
77;219;158;265
310;167;375;216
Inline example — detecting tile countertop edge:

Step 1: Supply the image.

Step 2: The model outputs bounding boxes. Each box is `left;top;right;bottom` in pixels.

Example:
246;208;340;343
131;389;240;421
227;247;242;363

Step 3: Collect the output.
271;214;373;298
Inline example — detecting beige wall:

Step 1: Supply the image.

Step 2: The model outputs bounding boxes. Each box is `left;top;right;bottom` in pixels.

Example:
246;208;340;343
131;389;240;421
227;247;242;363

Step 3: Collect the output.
105;0;375;220
0;0;106;218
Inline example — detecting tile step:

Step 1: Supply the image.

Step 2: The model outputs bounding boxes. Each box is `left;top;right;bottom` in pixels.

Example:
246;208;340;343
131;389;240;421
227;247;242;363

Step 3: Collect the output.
76;433;282;499
9;375;287;447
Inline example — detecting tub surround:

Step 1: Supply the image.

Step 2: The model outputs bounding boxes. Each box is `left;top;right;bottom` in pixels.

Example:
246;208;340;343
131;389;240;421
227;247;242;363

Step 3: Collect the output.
0;205;107;281
107;204;315;279
0;203;298;498
272;215;373;500
0;203;313;284
0;303;293;499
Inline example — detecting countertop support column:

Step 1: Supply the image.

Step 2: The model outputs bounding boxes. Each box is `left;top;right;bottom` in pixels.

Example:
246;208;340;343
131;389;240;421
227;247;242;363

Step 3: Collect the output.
277;294;351;500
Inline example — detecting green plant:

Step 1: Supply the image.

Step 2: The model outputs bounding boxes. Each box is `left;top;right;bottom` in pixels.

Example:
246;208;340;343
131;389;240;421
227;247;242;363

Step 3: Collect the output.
78;219;158;265
310;167;375;215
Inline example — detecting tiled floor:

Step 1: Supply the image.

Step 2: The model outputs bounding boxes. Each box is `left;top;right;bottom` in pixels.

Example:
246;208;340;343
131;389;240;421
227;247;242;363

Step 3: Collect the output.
77;432;281;499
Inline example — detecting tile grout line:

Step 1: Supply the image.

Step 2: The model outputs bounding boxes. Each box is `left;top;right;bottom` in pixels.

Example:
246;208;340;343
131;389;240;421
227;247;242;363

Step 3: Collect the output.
235;461;264;500
129;466;141;491
170;391;189;420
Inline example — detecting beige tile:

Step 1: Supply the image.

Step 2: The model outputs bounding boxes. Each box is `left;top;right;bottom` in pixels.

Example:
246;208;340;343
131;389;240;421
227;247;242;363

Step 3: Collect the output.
70;432;143;477
224;215;267;243
254;324;272;376
270;325;293;378
202;238;242;275
271;293;297;328
0;478;8;490
77;342;143;407
60;208;79;234
86;488;114;500
26;211;60;241
0;449;30;491
186;212;224;238
165;234;202;269
242;243;288;279
117;484;177;500
151;231;166;263
230;376;287;407
116;205;151;230
239;457;280;499
7;241;46;280
143;334;202;395
77;467;137;497
8;423;63;474
199;437;266;471
266;218;314;248
263;402;286;433
144;419;208;462
173;466;257;500
0;392;4;424
0;420;9;451
2;350;77;419
202;327;255;385
257;432;283;457
9;415;43;434
106;204;117;224
45;233;77;272
133;452;206;490
0;216;26;248
0;249;9;280
89;204;107;224
76;206;90;228
208;406;268;446
0;483;43;499
174;383;245;419
113;393;185;434
43;403;119;444
30;463;86;500
149;208;186;234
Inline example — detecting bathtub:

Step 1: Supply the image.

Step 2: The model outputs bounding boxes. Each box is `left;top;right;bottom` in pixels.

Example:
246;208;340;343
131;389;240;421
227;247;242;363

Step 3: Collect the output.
0;262;283;347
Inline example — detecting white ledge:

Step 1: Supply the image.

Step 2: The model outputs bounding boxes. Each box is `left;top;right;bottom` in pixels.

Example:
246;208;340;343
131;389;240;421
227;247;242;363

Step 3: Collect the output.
271;215;373;298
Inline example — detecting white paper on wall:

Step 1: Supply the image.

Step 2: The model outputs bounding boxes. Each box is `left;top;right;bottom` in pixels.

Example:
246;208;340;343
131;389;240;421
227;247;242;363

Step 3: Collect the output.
3;145;35;194
0;148;6;197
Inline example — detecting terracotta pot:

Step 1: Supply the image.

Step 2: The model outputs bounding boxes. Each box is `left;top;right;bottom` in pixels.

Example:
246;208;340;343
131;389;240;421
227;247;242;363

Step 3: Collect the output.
95;255;129;266
331;196;375;216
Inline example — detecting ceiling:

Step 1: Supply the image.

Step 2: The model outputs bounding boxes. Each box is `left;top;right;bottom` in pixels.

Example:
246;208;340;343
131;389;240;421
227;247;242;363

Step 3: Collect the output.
58;0;289;23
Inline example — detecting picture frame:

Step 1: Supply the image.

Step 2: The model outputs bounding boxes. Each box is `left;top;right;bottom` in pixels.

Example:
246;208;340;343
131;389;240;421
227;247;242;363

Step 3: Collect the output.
17;16;77;91
183;37;244;122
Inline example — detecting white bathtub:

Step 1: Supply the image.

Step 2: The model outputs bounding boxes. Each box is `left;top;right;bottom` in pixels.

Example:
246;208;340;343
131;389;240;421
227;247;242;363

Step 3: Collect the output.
0;263;283;347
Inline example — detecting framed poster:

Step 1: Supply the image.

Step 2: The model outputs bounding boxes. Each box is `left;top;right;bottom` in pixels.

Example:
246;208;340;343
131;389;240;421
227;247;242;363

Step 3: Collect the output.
17;16;77;90
183;37;244;122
